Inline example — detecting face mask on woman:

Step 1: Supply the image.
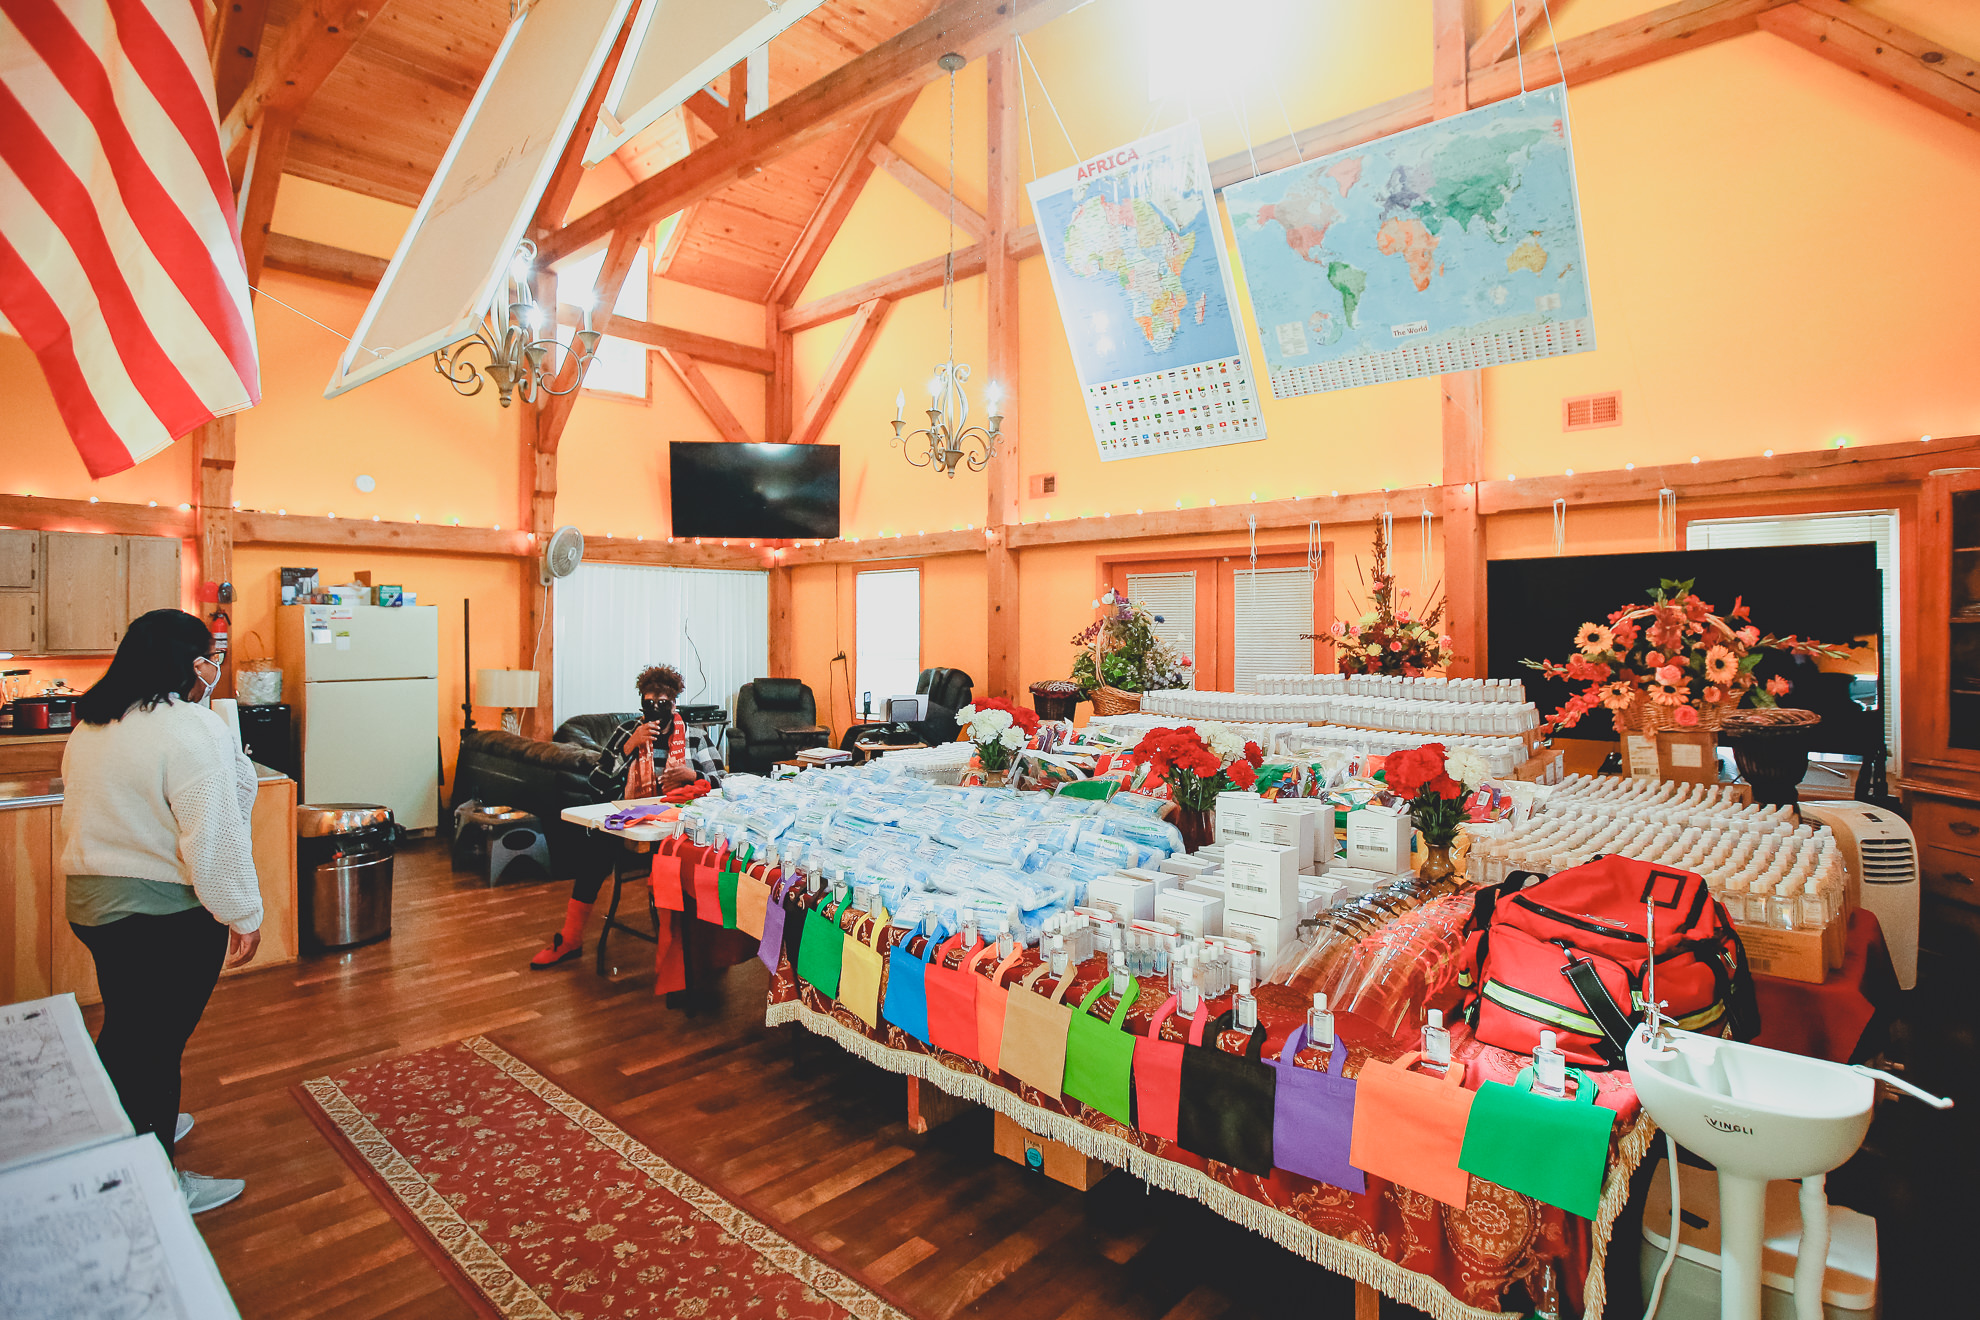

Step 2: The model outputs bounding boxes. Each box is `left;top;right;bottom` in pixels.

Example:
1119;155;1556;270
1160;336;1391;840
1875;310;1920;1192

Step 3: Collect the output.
189;655;221;707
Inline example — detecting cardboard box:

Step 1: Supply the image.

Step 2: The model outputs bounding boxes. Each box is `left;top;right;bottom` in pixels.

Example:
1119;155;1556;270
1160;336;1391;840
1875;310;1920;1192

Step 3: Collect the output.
1655;730;1719;784
1123;867;1176;893
993;1111;1110;1190
1254;803;1317;869
1154;888;1224;938
1512;747;1565;784
1223;909;1291;961
1223;842;1300;918
1182;876;1224;899
1085;874;1156;921
1213;793;1264;845
1736;923;1827;984
1345;808;1414;874
1160;855;1214;878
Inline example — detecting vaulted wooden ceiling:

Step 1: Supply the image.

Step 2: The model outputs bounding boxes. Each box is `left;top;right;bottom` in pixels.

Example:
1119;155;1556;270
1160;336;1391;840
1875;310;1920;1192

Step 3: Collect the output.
256;0;933;300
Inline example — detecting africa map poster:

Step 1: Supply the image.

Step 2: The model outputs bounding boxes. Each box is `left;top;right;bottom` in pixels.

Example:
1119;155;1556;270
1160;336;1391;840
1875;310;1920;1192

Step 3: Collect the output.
1224;86;1595;398
1029;122;1267;461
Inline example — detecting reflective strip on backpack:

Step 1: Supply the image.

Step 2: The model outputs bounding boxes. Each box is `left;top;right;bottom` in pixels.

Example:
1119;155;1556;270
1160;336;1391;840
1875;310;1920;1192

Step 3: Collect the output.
1481;980;1606;1037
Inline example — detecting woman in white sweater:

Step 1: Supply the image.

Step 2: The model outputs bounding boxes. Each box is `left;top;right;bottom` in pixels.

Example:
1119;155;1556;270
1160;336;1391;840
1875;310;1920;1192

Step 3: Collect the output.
61;609;262;1214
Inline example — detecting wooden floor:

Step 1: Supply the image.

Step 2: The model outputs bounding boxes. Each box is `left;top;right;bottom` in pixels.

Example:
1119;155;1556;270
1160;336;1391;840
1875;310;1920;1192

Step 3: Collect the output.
134;838;1971;1320
150;839;1372;1320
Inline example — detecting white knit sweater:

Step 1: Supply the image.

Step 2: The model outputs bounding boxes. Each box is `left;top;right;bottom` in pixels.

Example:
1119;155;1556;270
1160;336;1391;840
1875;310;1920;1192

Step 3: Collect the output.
60;698;263;934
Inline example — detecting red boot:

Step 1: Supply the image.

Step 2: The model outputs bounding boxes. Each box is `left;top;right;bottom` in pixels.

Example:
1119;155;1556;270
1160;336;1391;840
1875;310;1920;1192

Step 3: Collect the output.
530;899;592;969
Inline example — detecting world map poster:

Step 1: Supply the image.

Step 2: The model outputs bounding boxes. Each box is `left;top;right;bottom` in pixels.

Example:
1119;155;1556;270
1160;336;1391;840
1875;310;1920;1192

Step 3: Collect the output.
1224;85;1594;398
1029;122;1267;462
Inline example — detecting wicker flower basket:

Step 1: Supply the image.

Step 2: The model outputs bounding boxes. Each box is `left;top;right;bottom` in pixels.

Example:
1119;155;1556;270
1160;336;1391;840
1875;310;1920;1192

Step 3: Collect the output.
1632;689;1745;734
1088;629;1141;715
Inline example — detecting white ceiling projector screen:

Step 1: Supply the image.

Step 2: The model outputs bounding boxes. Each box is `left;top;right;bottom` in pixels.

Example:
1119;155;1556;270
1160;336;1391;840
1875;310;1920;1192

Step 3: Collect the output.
582;0;830;166
324;0;637;399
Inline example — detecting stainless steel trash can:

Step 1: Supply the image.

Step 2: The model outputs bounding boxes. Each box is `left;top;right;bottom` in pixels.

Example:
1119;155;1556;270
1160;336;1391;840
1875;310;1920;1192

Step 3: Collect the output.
298;803;395;949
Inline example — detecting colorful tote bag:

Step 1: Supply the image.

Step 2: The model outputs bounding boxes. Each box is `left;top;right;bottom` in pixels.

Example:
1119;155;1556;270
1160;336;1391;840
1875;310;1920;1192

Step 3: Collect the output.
1063;977;1141;1125
1349;1052;1475;1208
883;924;941;1044
1459;1066;1616;1219
796;891;850;1000
998;964;1075;1101
757;872;790;971
838;907;892;1029
971;943;1026;1068
689;844;725;917
648;834;687;912
715;845;752;930
780;879;811;969
1177;1011;1277;1176
736;862;773;940
1270;1024;1365;1192
926;935;984;1057
1132;994;1189;1143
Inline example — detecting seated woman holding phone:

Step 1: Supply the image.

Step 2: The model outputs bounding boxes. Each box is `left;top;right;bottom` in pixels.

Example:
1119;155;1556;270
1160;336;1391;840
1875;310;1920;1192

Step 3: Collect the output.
530;664;723;969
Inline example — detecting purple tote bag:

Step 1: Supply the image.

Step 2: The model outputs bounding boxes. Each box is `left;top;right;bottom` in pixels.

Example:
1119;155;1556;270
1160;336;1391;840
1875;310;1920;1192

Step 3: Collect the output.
758;871;791;972
1270;1023;1365;1192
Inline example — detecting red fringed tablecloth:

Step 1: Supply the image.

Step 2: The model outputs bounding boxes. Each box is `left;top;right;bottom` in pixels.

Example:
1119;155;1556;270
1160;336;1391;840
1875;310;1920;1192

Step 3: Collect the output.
1751;908;1894;1063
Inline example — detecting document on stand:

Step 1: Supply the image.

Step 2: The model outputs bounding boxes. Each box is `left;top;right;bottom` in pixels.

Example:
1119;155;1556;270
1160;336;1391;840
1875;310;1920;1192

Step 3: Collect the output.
0;1134;240;1319
0;993;132;1172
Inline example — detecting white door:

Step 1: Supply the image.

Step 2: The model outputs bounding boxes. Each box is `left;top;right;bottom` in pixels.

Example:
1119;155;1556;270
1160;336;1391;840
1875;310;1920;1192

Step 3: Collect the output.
303;678;440;829
297;605;439;681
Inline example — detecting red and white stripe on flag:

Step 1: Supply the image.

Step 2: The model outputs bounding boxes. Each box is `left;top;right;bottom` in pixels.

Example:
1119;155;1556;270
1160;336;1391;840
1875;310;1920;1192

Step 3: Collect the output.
0;0;259;479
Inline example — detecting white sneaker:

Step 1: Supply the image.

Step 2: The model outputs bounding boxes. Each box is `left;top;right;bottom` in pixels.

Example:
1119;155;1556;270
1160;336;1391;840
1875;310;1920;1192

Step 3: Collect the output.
175;1113;194;1143
180;1171;244;1214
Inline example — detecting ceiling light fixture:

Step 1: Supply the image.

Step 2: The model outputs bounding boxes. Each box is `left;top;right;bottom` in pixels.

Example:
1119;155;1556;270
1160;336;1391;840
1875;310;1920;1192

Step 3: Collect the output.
432;240;602;406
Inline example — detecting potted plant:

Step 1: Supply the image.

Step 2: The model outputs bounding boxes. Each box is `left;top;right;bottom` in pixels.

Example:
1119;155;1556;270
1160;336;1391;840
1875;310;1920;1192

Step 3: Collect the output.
1127;724;1266;852
1328;517;1454;676
1069;590;1191;714
1377;742;1490;884
958;699;1039;785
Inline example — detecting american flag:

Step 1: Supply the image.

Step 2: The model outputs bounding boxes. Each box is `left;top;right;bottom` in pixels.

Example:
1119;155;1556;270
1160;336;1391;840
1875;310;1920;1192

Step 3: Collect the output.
0;0;259;479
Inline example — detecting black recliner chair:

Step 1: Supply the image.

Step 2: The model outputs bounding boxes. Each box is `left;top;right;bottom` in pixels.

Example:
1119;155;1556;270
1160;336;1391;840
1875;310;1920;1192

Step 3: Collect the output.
838;667;975;751
730;678;827;774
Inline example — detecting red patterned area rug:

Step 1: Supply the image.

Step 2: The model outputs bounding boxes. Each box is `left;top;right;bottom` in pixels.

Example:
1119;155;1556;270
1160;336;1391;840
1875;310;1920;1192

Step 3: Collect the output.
296;1037;908;1320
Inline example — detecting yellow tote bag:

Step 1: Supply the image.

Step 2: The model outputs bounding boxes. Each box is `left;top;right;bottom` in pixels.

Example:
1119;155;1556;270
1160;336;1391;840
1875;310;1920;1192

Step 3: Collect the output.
736;862;774;939
839;905;891;1028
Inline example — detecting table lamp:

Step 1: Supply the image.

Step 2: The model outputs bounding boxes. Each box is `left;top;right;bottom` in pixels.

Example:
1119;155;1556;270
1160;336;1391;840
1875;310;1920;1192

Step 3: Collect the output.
475;668;539;734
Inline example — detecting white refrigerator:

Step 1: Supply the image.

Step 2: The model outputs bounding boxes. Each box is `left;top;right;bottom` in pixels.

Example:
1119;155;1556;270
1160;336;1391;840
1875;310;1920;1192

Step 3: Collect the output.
276;604;440;829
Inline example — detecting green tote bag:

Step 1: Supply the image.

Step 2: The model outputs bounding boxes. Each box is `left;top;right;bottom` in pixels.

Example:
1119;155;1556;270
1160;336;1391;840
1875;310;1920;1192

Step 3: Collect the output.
1458;1066;1616;1220
716;845;753;930
1062;976;1140;1125
796;891;851;1000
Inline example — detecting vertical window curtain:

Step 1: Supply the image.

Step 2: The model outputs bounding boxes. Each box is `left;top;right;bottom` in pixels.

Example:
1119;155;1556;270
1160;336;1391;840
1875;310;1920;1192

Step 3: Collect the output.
1232;567;1314;693
1126;571;1197;687
1685;512;1899;760
855;569;921;714
551;562;768;726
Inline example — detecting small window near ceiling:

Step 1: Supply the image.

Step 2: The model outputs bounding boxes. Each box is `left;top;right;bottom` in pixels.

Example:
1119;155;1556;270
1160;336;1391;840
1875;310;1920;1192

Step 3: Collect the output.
1232;567;1314;693
1126;571;1197;688
855;569;921;720
555;245;649;400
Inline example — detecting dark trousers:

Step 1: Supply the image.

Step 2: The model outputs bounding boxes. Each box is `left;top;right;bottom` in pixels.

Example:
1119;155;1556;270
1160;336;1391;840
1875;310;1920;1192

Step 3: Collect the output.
569;831;651;905
71;907;229;1163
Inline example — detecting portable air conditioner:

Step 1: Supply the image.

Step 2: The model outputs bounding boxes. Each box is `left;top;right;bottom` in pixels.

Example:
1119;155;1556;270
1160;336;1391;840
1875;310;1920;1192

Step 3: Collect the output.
1801;801;1920;990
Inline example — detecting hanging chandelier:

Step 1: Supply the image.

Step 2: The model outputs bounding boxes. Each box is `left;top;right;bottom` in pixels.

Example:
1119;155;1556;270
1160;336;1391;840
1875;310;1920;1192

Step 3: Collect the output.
894;52;1003;478
432;239;601;407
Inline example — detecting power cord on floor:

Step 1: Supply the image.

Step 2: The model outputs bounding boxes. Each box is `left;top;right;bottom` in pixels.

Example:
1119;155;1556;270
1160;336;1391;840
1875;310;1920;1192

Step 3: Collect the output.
1642;1132;1682;1320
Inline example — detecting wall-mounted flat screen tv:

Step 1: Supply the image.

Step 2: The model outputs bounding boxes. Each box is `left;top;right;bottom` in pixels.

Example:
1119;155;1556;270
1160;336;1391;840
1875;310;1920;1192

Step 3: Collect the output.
669;442;840;539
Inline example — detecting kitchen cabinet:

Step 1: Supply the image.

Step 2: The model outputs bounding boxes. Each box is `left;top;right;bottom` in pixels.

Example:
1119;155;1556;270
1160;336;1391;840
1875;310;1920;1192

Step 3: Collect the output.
0;592;37;653
125;535;182;621
0;529;39;589
42;531;126;652
13;531;184;655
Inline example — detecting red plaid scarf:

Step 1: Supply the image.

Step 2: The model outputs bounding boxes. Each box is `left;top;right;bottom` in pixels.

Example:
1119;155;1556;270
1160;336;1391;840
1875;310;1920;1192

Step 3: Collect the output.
624;712;687;800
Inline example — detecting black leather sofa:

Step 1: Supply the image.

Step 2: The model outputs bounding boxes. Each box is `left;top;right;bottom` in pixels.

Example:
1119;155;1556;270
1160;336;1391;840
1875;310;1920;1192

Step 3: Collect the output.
451;712;636;873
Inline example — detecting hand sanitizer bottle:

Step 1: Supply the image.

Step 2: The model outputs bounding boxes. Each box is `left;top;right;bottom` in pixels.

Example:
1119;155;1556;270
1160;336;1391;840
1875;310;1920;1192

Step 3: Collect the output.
1307;992;1334;1050
1533;1030;1568;1098
997;922;1016;962
1048;934;1068;979
1154;934;1172;978
1234;977;1258;1031
1111;951;1131;997
1422;1008;1452;1076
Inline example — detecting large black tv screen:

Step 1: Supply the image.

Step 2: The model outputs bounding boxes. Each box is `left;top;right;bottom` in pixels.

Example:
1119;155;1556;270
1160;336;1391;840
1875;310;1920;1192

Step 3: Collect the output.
669;442;840;539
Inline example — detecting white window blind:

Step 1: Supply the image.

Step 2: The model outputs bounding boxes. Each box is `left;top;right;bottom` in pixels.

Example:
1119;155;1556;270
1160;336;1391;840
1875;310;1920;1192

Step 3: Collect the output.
551;562;767;725
555;245;649;398
855;569;921;715
1232;567;1314;693
1125;571;1197;687
1686;511;1898;759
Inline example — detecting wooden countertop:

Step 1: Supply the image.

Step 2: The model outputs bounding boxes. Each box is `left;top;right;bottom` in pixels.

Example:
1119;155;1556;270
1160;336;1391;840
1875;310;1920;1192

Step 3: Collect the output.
0;730;71;744
0;762;290;809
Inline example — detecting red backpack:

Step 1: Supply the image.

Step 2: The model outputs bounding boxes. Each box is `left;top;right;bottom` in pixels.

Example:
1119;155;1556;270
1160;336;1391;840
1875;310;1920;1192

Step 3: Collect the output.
1457;855;1760;1068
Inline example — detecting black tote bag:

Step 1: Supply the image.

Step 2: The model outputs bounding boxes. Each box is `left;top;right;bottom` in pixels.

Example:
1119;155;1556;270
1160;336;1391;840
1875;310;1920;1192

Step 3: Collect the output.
1177;1010;1277;1176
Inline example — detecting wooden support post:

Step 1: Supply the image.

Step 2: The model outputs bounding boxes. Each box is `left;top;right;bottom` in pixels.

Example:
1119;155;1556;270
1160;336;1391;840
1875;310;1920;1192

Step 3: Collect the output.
1354;1280;1382;1319
766;302;794;443
984;41;1021;701
235;107;294;288
194;417;238;697
905;1076;968;1134
1433;0;1488;679
768;566;793;678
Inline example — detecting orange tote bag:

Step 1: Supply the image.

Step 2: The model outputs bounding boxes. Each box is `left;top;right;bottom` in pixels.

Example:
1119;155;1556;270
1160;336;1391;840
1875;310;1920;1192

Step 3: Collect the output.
1348;1052;1476;1208
970;942;1025;1069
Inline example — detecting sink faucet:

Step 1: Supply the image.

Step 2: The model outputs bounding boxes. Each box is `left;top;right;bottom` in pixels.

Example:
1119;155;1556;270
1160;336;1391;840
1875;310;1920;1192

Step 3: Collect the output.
1643;895;1673;1051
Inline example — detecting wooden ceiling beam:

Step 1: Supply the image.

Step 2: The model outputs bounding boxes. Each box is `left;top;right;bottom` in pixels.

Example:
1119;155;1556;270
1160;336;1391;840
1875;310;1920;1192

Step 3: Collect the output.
790;297;890;446
210;0;273;117
538;227;644;455
1209;0;1797;187
260;232;389;288
234;108;294;289
658;349;754;444
537;0;1087;265
585;539;773;570
234;510;532;557
220;0;386;170
1758;0;1980;130
0;494;194;538
1469;0;1553;71
531;9;640;237
768;96;918;307
554;305;775;374
869;140;987;239
780;223;1040;332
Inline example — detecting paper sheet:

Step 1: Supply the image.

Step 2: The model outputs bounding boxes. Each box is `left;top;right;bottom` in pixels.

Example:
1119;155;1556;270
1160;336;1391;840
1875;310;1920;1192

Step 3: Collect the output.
0;1135;241;1318
0;994;132;1174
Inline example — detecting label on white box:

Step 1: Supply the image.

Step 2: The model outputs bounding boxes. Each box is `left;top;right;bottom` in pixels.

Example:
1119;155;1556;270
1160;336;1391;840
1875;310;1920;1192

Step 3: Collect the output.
1154;890;1222;938
1223;842;1300;918
1214;794;1263;845
1345;808;1413;874
1222;910;1289;961
1085;875;1155;921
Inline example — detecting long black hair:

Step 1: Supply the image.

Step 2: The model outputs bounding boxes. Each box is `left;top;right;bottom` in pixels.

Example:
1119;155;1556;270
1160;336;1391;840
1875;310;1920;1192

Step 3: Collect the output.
75;609;213;726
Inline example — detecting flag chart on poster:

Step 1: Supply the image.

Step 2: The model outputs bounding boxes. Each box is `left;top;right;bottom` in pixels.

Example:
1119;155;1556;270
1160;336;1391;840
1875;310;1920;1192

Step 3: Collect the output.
1224;84;1595;399
1028;122;1267;463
